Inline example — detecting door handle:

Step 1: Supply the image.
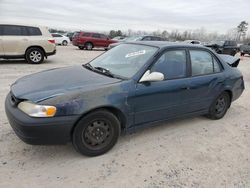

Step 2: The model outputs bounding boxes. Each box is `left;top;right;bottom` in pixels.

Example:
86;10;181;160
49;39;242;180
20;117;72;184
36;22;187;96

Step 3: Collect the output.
181;86;190;90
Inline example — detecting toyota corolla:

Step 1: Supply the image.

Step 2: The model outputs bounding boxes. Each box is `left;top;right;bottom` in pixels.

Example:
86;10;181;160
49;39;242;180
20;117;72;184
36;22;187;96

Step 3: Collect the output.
5;42;244;156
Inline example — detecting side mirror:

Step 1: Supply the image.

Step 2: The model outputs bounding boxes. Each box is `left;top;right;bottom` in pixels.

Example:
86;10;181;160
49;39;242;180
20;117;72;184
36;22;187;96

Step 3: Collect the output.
139;70;164;83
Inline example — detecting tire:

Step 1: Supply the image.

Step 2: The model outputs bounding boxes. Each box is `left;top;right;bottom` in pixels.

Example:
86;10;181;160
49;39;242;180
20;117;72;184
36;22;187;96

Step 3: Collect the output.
207;92;231;120
78;46;84;50
85;42;93;50
73;110;121;156
62;40;68;46
25;47;44;64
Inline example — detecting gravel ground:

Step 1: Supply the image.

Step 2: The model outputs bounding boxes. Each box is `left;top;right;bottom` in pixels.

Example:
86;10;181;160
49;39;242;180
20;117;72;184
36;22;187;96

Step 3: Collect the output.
0;45;249;188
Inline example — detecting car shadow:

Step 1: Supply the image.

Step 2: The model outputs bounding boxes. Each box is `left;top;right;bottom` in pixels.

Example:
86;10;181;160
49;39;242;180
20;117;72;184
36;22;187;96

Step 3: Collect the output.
0;59;53;65
0;59;27;64
17;116;206;160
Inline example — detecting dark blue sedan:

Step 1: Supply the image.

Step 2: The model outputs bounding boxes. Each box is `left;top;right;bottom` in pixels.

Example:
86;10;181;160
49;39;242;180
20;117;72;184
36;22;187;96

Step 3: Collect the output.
5;42;244;156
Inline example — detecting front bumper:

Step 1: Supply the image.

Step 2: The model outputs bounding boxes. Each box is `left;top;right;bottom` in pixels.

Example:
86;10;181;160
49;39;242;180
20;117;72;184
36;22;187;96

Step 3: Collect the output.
5;93;78;145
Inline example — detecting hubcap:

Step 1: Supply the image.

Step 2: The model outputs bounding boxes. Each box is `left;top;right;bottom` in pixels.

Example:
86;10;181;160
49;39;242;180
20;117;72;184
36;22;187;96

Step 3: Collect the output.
86;44;92;50
82;120;112;149
29;51;42;62
215;97;226;113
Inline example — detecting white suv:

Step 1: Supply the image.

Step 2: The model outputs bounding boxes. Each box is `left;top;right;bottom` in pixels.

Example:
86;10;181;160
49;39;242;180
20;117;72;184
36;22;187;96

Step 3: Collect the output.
0;24;56;64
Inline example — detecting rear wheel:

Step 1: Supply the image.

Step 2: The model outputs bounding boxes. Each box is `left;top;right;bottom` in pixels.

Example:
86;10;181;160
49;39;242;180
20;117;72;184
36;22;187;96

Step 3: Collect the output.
25;47;44;64
207;92;230;120
73;110;121;156
62;40;68;46
85;42;93;50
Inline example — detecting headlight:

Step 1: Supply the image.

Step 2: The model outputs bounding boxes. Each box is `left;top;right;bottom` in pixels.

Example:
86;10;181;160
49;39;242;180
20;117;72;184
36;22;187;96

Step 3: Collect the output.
18;101;57;117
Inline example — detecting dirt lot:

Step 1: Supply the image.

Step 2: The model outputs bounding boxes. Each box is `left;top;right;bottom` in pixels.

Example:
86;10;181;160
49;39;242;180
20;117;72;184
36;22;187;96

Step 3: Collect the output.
0;45;249;188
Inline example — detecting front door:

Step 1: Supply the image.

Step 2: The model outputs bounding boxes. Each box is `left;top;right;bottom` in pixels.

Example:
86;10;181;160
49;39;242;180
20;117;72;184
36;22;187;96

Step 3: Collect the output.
133;49;191;125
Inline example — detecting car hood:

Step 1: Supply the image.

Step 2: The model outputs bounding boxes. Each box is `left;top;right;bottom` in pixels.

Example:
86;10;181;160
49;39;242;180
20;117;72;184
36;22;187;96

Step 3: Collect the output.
11;65;120;103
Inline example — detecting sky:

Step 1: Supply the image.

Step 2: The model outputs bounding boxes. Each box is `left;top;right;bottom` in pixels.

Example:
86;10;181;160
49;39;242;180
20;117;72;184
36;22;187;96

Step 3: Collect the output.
0;0;249;33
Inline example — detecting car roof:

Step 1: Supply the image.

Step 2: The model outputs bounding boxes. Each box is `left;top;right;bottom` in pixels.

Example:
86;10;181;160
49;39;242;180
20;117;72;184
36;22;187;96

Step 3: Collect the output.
124;41;208;49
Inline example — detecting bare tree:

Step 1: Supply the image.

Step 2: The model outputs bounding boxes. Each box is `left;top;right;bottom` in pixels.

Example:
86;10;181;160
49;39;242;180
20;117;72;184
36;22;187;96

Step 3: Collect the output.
237;21;248;41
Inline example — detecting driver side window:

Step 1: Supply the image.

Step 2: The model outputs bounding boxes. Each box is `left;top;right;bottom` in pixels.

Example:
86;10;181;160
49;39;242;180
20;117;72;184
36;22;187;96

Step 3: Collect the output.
151;50;187;80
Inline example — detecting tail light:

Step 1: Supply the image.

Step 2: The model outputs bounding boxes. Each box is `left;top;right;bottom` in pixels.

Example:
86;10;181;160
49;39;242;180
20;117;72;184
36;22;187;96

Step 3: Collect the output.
48;39;55;44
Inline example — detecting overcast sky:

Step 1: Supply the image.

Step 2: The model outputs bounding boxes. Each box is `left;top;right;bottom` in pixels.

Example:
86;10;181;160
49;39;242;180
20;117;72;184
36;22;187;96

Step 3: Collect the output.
0;0;249;33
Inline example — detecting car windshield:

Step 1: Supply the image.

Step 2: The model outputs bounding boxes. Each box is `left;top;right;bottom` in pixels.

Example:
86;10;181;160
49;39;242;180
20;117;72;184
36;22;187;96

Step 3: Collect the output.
213;41;224;46
122;36;143;42
89;44;158;78
73;32;80;38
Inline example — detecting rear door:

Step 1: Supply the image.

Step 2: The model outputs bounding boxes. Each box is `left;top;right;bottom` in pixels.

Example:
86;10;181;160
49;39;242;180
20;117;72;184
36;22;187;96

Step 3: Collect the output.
187;49;224;112
2;25;29;56
99;34;109;47
91;33;102;47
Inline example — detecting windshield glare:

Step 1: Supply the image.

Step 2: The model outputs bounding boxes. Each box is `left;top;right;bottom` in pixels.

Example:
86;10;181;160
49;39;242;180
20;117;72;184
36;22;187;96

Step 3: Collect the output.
89;44;158;78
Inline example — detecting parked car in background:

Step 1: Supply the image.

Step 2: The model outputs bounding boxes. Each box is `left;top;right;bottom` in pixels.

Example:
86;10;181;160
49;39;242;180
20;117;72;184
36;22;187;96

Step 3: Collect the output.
51;33;70;46
72;31;117;50
112;36;126;41
66;32;74;41
206;40;238;56
5;41;244;156
240;43;250;56
108;35;166;49
0;24;56;64
183;40;201;44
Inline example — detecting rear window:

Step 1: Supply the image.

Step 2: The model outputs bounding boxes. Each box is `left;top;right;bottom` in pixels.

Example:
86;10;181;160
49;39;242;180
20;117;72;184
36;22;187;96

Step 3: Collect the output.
26;26;42;36
52;33;62;37
224;41;237;46
73;32;81;38
92;33;101;38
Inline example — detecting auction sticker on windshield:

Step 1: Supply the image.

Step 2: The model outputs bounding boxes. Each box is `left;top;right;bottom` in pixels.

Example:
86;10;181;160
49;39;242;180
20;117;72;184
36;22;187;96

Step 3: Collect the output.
125;50;146;58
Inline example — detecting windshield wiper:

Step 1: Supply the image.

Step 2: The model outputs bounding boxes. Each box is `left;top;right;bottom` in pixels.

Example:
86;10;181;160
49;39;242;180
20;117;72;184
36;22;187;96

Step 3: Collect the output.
83;64;124;79
94;66;115;78
82;63;94;71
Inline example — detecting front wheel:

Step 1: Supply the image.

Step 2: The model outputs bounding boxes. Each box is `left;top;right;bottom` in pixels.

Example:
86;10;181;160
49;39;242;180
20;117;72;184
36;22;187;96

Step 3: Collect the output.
78;46;84;50
25;48;44;64
207;92;231;120
73;110;121;156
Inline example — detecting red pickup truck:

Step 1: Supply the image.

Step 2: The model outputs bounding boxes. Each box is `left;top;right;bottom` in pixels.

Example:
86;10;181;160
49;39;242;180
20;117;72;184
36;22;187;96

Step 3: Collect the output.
72;32;117;50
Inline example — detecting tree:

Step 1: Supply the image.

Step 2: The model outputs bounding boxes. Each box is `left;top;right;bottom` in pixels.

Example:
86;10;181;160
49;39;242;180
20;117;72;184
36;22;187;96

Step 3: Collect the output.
109;30;116;38
116;30;122;36
237;21;248;41
162;30;169;39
